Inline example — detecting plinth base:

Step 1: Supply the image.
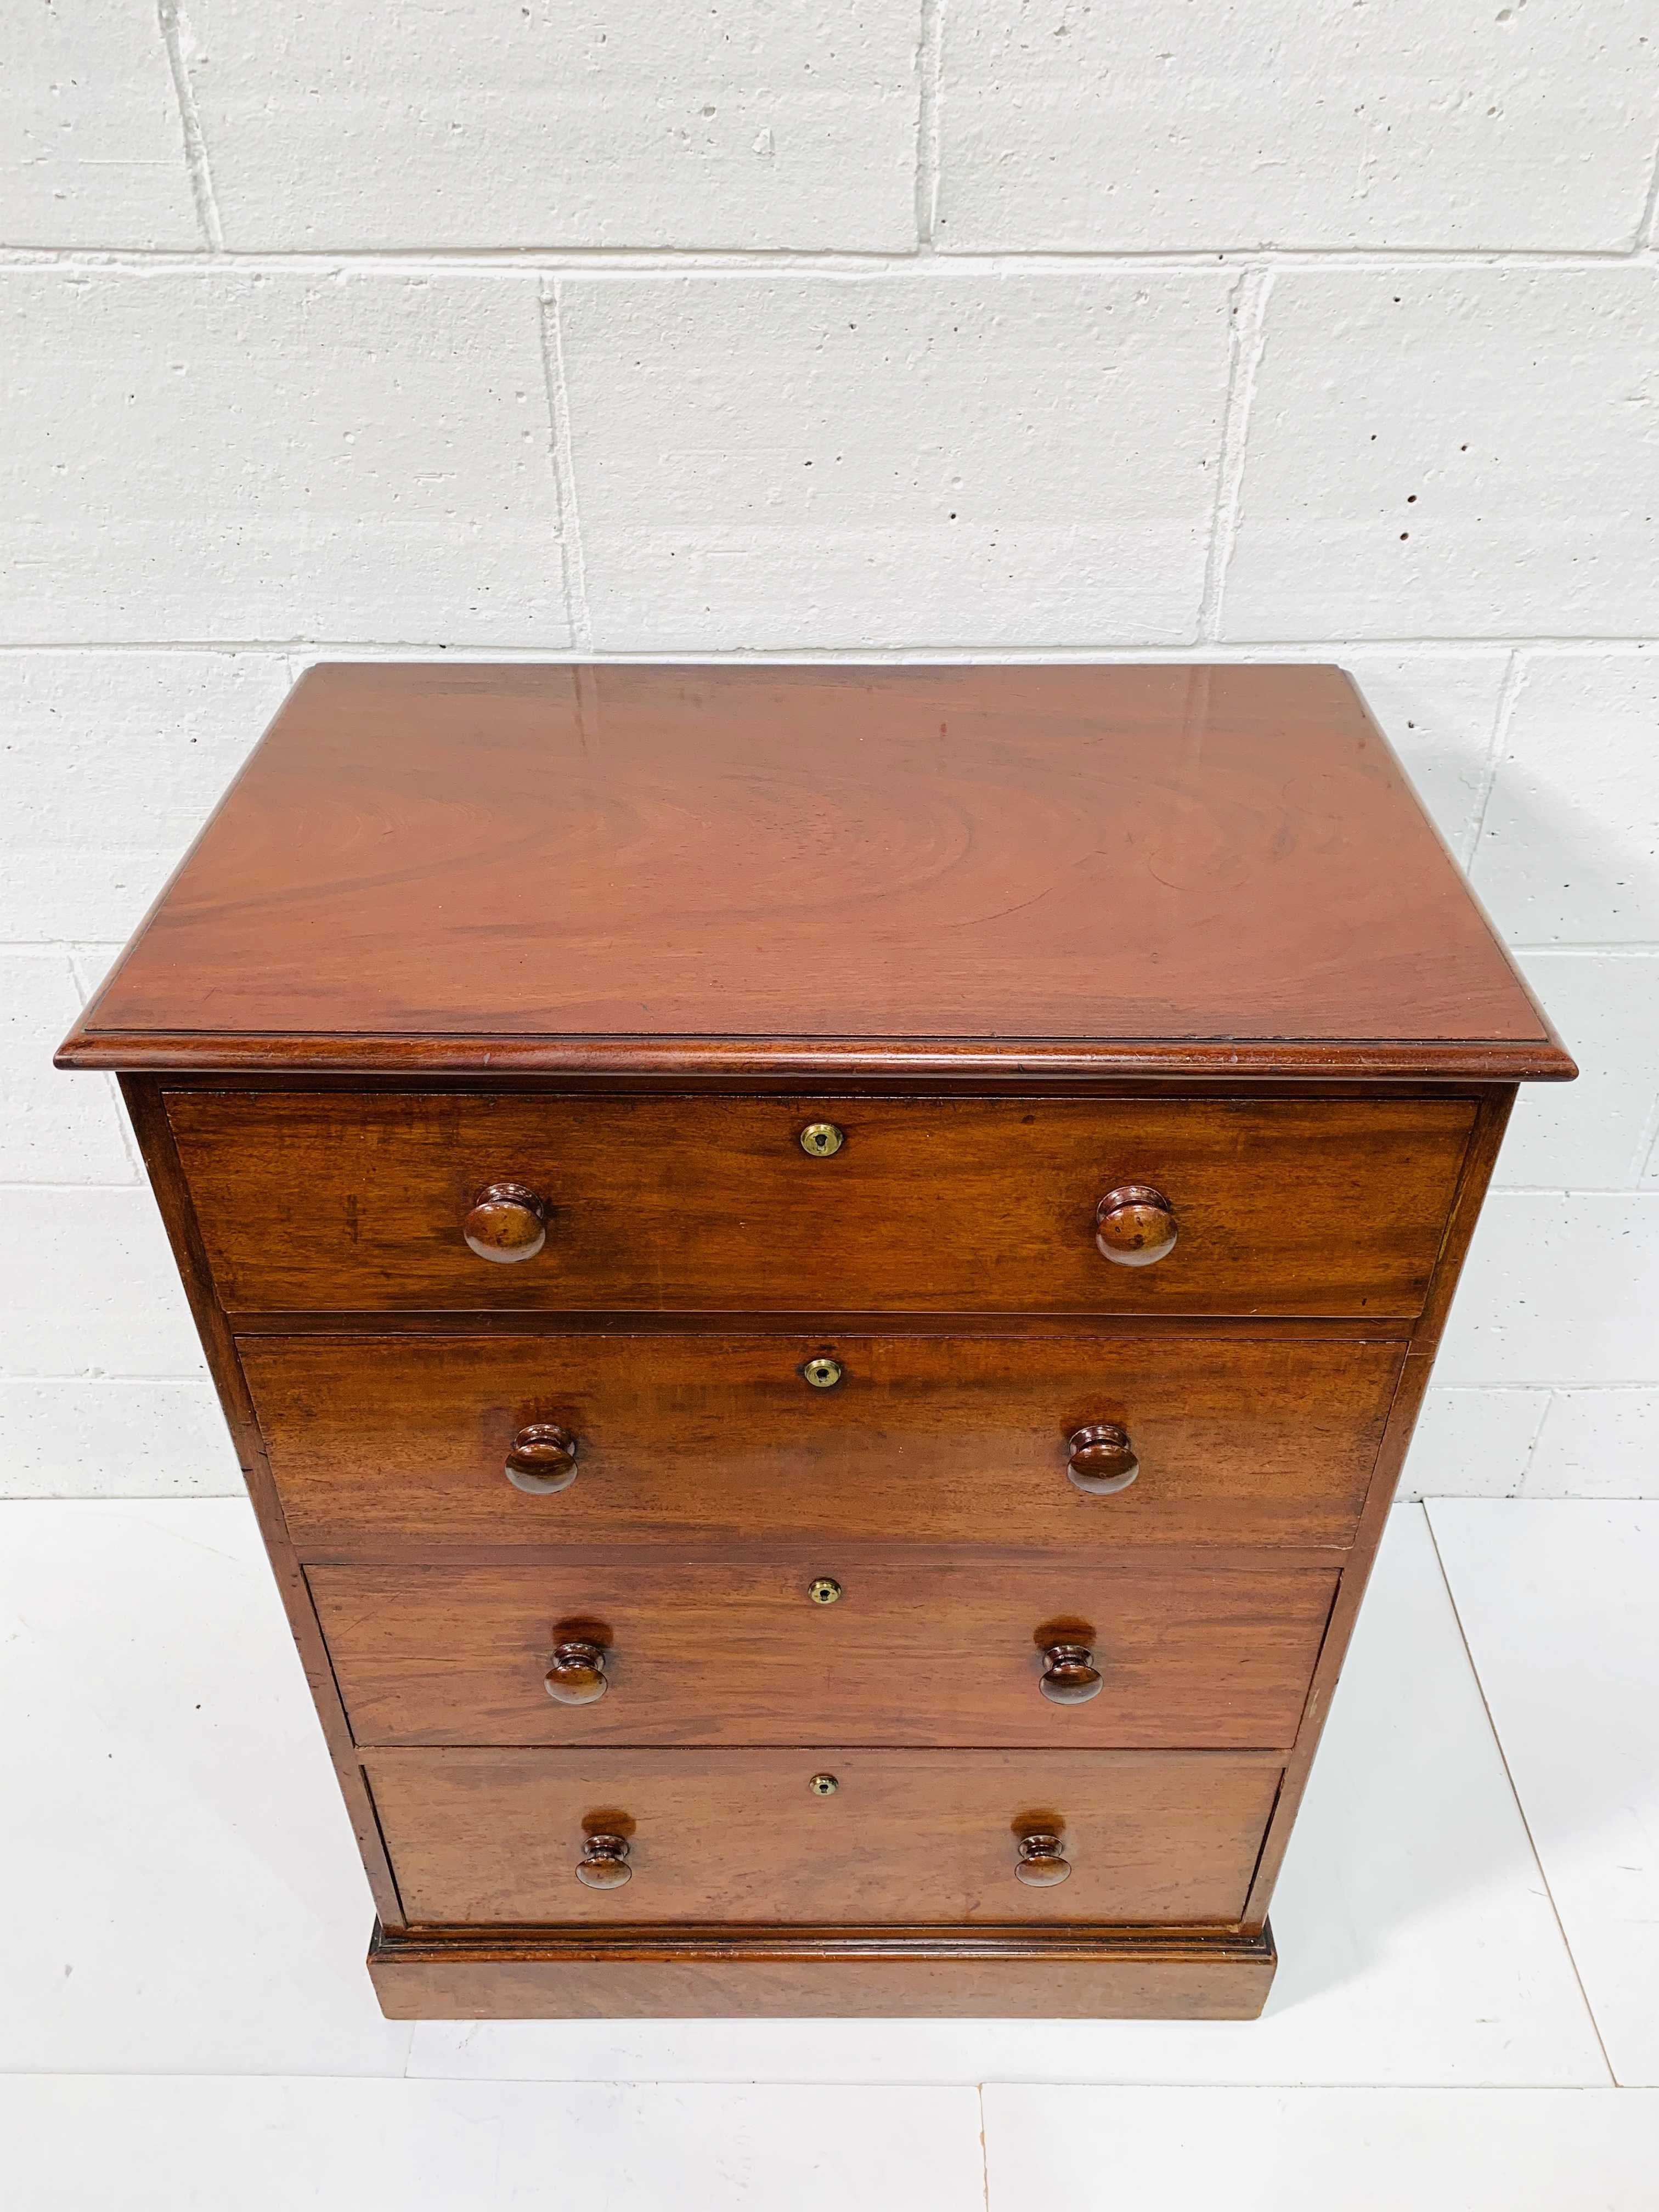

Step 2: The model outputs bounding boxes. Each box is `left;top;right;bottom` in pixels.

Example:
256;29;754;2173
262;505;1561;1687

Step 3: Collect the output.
368;1918;1276;2020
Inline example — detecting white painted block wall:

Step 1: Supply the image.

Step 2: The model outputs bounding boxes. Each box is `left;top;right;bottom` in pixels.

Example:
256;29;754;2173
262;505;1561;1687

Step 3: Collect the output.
4;1;1657;1499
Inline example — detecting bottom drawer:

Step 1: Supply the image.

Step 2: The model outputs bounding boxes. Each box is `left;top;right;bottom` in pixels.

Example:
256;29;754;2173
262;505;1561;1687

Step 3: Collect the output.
366;1747;1283;1927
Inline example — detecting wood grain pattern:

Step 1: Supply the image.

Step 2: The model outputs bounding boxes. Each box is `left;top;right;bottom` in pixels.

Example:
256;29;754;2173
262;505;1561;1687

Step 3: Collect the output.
311;1554;1337;1750
363;1746;1283;1926
168;1091;1475;1318
243;1330;1403;1553
365;1917;1279;2019
59;664;1570;1079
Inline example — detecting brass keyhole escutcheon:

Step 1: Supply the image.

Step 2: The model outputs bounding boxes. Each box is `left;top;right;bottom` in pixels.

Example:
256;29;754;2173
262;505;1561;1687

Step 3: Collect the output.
799;1121;844;1157
809;1773;839;1796
802;1357;843;1390
808;1577;843;1606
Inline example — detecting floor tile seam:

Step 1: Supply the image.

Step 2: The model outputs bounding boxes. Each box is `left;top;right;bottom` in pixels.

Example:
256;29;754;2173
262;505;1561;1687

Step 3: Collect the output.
1;2066;996;2091
978;2072;1645;2090
1421;1501;1619;2087
3;2069;1644;2089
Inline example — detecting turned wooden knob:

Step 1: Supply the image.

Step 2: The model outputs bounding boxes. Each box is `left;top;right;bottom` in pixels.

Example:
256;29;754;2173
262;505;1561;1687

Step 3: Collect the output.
463;1181;548;1263
1066;1423;1139;1496
575;1833;631;1889
505;1424;579;1496
1094;1184;1177;1267
545;1639;609;1705
1015;1831;1072;1887
1040;1641;1103;1703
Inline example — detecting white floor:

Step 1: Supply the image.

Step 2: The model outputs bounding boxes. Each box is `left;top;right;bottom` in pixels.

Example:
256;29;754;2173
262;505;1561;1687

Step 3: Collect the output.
2;1499;1656;2207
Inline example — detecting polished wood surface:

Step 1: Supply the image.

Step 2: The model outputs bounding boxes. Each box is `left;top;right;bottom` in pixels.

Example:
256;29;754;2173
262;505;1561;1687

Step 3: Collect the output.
363;1746;1283;1926
544;1639;611;1706
366;1918;1279;2020
1040;1643;1106;1704
462;1183;549;1265
1066;1422;1142;1495
58;663;1570;1080
1096;1186;1180;1267
503;1423;579;1496
170;1091;1474;1317
243;1330;1402;1551
311;1554;1337;1750
64;662;1571;2022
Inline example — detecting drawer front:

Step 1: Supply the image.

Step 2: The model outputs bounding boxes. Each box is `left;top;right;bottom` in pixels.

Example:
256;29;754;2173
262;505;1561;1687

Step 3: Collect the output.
171;1091;1474;1317
249;1332;1403;1552
313;1555;1336;1751
364;1746;1284;1926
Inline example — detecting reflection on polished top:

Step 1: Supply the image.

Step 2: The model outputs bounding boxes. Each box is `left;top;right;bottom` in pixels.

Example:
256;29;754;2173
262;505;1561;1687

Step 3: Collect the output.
58;662;1572;1080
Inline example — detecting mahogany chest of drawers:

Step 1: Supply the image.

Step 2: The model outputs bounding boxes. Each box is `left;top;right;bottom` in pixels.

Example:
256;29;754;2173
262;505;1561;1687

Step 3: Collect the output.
58;662;1573;2020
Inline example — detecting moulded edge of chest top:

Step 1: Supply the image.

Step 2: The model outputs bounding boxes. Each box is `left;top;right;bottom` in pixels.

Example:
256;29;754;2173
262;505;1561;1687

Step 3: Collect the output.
58;1033;1576;1086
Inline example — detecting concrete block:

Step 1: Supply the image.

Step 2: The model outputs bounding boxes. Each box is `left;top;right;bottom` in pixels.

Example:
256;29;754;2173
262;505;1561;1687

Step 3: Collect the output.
2;271;569;646
0;1187;211;1378
2;653;294;941
0;950;135;1184
1401;1388;1547;1501
1473;651;1659;945
936;0;1659;253
3;0;200;248
185;1;918;251
0;1379;240;1497
1339;652;1509;866
1525;1390;1659;1498
1222;269;1659;641
560;271;1235;650
1437;1193;1659;1387
1500;954;1659;1191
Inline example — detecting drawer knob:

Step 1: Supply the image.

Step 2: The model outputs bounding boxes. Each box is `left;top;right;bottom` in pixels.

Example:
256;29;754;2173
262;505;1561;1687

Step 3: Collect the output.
545;1638;609;1705
505;1424;579;1494
575;1833;632;1889
1040;1641;1103;1703
464;1182;549;1263
1094;1184;1177;1267
1066;1423;1139;1496
1015;1830;1072;1887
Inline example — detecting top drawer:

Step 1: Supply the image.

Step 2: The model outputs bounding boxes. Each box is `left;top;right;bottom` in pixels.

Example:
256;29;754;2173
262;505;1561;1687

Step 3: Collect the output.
167;1091;1474;1318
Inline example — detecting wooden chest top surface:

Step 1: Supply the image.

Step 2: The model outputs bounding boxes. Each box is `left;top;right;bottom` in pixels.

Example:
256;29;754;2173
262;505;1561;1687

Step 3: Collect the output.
58;661;1568;1080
